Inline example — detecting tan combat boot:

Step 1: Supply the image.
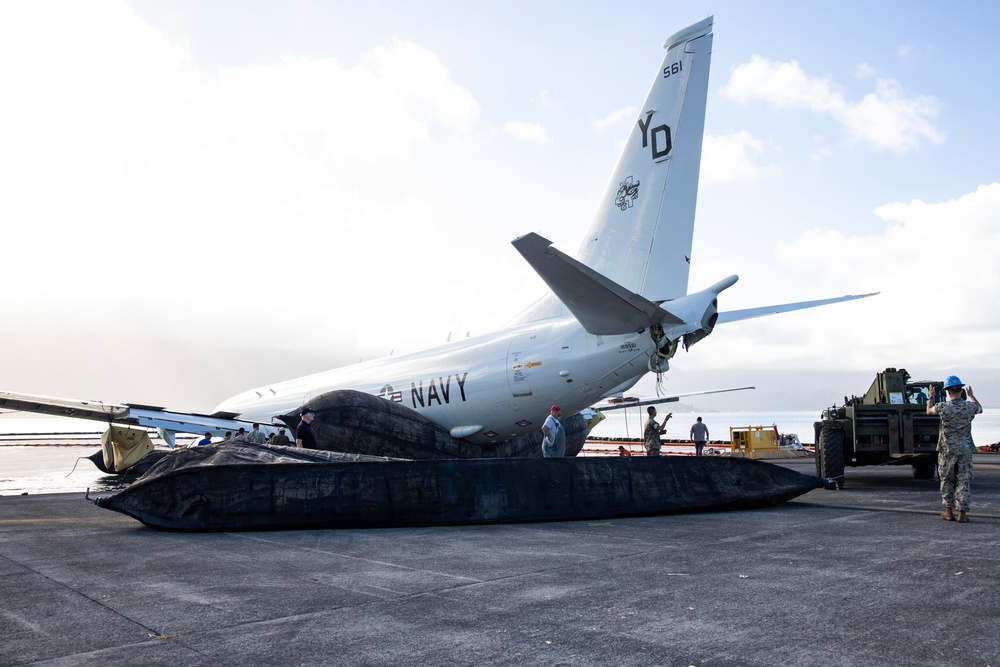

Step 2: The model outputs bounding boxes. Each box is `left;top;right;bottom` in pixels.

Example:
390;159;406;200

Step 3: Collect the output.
957;510;969;523
941;507;955;521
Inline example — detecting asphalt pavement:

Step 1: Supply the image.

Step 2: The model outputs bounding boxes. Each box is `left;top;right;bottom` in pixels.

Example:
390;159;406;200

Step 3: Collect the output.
2;455;998;667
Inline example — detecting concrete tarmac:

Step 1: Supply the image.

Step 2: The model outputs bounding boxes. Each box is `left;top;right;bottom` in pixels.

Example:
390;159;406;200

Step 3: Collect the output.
2;455;998;667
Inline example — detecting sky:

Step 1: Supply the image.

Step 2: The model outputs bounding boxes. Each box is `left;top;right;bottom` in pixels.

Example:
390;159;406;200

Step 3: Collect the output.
1;0;999;413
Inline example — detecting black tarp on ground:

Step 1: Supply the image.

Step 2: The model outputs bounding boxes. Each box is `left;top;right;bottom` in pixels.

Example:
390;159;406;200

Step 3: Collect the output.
92;441;826;532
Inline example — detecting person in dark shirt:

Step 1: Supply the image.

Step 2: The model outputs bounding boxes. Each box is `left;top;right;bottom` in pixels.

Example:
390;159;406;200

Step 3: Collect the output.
690;417;710;456
295;408;317;449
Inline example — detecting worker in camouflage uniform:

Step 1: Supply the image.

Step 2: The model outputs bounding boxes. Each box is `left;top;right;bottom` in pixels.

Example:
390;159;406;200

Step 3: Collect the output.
643;406;671;456
927;375;982;523
245;423;268;445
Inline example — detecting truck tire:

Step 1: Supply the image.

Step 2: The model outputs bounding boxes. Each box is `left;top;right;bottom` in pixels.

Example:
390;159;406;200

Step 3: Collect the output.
818;420;845;489
912;458;936;479
813;422;824;476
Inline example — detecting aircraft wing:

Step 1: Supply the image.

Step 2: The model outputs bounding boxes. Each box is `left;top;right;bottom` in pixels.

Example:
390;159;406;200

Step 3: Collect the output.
0;391;131;422
512;232;684;335
716;293;878;324
0;390;255;443
590;386;755;412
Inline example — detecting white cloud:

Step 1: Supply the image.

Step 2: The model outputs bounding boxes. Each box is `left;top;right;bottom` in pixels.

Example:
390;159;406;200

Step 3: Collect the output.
723;56;843;112
366;39;481;133
722;55;945;153
759;182;1000;369
0;1;488;357
593;106;637;129
680;183;1000;378
532;89;561;111
701;131;779;184
853;63;877;80
503;121;550;144
809;135;833;162
839;79;943;153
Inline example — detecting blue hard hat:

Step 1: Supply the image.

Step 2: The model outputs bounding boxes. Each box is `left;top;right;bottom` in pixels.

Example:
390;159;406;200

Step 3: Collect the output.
944;375;964;389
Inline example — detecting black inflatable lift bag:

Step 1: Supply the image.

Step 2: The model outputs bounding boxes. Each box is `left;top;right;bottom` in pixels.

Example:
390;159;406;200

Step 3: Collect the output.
92;441;825;532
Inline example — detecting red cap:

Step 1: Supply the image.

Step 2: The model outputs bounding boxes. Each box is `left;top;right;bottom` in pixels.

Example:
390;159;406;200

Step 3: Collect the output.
551;405;561;412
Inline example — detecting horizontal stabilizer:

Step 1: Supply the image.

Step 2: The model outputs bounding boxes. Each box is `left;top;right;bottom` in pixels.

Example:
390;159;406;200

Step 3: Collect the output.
512;232;683;335
716;293;878;324
590;386;755;412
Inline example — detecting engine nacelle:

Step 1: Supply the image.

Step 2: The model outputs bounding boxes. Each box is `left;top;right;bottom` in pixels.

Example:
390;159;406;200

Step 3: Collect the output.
650;274;736;364
683;297;719;350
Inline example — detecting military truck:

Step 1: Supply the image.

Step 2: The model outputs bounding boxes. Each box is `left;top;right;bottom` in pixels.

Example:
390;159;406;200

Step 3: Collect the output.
814;368;943;488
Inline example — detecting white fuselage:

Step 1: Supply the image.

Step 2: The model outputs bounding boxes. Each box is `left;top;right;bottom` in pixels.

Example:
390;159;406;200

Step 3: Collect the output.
214;315;658;444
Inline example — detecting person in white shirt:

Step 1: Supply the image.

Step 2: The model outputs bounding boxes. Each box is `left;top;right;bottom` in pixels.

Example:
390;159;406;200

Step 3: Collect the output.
540;405;565;457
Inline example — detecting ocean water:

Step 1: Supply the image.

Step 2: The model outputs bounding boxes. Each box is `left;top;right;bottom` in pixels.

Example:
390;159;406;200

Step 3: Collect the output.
0;446;132;496
2;411;999;496
587;408;1000;447
0;415;176;496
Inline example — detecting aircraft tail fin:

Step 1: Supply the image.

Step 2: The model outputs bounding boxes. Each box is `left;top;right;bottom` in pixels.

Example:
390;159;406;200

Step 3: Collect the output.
511;16;714;325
